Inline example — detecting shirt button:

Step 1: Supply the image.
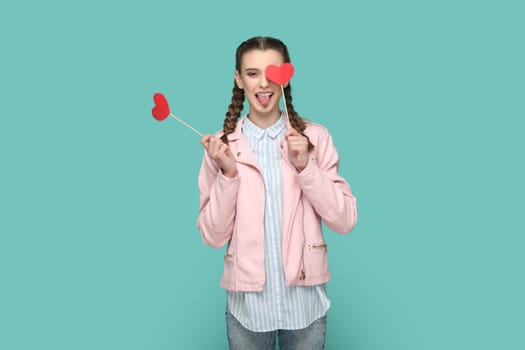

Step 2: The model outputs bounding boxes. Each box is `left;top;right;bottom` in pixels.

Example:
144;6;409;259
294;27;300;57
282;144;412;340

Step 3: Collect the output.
236;152;241;157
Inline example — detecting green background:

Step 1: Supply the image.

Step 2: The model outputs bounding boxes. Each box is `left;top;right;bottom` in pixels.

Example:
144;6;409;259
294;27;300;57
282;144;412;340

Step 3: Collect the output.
1;0;523;349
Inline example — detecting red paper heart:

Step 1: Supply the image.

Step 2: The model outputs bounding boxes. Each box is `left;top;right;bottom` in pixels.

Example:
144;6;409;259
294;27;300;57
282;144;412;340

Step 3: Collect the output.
151;93;170;121
265;63;295;85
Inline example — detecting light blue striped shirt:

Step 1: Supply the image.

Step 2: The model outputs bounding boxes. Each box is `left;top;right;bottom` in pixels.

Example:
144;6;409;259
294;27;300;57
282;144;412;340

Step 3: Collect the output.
227;114;330;332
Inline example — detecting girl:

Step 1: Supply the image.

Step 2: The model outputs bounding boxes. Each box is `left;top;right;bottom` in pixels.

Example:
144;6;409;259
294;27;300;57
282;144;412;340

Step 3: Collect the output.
197;36;357;350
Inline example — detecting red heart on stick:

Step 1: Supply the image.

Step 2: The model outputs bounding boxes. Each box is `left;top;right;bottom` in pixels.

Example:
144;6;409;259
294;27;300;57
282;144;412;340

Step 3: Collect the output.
265;63;295;85
151;93;170;121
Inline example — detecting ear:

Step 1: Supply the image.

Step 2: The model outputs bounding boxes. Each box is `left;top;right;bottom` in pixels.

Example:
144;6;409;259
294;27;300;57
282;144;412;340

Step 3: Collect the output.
235;70;243;89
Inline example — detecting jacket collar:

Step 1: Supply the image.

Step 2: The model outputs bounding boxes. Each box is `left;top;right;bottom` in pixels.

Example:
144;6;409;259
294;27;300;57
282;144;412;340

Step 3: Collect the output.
225;116;259;169
226;116;246;142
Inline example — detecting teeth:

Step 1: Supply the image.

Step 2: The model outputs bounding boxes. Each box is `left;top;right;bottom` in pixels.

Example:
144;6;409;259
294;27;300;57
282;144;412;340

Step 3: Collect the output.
256;93;272;97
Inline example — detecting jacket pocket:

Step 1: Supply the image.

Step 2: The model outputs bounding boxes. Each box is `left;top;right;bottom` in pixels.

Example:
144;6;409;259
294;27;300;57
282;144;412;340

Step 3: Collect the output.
304;242;329;279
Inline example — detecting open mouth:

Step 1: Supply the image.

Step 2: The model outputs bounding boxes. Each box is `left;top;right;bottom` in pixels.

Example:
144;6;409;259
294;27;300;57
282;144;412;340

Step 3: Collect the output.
255;92;273;107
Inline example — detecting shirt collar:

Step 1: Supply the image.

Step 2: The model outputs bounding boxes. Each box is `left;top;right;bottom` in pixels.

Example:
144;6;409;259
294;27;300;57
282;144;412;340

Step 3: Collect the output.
242;113;286;141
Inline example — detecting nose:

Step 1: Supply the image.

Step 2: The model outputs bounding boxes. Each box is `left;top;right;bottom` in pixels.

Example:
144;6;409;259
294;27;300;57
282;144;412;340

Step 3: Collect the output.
259;74;270;88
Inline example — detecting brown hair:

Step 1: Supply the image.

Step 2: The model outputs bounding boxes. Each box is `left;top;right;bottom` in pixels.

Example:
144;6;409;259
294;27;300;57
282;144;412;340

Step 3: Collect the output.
220;36;314;151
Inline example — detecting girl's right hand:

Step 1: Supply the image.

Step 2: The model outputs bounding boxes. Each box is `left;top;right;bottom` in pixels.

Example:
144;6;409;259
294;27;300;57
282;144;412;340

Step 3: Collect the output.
200;135;238;178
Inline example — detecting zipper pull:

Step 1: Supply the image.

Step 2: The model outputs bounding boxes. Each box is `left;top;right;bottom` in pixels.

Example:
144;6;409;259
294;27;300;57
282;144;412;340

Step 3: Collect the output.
299;270;305;281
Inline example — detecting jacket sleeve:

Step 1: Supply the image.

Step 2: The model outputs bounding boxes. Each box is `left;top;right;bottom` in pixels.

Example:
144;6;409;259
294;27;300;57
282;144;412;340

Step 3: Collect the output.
295;128;357;234
196;151;240;248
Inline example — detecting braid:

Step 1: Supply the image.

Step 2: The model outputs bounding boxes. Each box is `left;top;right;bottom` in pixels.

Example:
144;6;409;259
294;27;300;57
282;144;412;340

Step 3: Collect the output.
284;84;315;152
221;82;245;144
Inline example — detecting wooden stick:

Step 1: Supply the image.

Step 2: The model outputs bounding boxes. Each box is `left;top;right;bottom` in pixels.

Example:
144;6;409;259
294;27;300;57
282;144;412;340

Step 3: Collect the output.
169;113;204;137
281;85;291;129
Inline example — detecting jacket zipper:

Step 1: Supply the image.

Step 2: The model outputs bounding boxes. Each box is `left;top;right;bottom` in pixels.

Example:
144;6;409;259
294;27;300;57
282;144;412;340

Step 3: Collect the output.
309;242;328;251
299;195;306;281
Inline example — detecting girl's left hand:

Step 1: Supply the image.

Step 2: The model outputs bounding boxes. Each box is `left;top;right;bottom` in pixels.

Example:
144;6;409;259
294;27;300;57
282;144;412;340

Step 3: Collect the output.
285;128;309;172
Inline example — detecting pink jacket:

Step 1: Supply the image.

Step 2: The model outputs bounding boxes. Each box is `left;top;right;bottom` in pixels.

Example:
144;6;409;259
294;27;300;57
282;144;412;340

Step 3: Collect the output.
197;116;357;292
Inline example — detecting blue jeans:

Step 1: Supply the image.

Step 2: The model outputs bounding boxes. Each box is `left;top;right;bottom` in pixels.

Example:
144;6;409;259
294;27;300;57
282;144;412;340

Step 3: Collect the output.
226;312;326;350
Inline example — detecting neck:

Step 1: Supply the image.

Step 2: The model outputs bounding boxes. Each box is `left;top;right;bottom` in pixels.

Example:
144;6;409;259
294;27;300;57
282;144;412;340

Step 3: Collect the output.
247;110;281;129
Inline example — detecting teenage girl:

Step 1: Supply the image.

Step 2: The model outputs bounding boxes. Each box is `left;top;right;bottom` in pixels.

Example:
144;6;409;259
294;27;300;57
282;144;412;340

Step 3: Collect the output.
197;36;357;350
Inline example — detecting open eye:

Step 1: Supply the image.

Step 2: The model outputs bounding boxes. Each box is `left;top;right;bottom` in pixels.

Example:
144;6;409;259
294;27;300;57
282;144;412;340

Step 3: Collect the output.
246;71;258;78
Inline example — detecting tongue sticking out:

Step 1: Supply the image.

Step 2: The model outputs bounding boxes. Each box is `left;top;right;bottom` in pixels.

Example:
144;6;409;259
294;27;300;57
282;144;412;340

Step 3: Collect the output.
257;93;271;107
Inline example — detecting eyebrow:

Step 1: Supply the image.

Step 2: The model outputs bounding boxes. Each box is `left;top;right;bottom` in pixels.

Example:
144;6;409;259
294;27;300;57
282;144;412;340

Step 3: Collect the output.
243;67;261;72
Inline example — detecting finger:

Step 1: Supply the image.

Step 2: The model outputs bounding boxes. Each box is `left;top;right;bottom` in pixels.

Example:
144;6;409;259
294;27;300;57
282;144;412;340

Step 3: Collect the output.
207;138;221;157
213;141;229;159
212;141;223;158
219;143;233;158
200;134;212;148
287;138;307;148
285;128;300;139
210;136;223;148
